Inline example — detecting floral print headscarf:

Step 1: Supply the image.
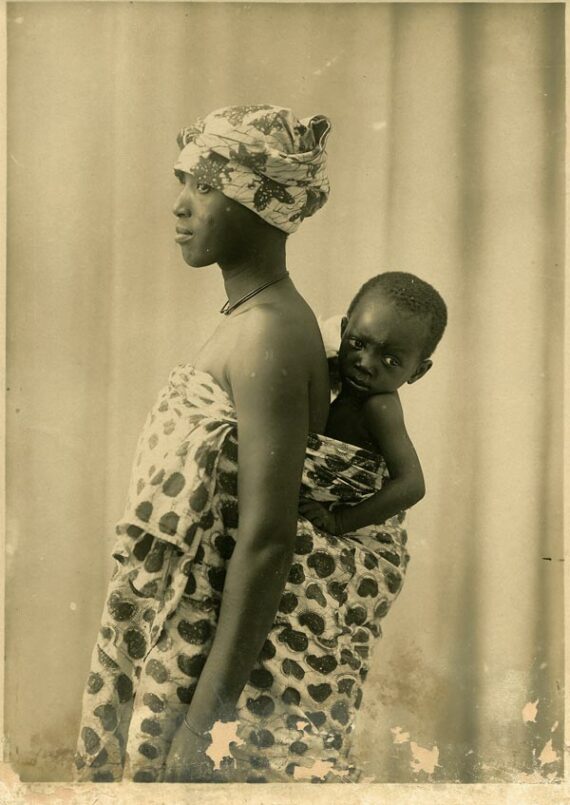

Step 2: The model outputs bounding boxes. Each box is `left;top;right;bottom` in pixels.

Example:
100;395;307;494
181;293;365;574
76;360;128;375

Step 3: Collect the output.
175;105;331;234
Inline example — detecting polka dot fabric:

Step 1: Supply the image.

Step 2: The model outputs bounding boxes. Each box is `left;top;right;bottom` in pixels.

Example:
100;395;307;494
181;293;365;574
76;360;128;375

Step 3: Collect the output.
75;366;409;783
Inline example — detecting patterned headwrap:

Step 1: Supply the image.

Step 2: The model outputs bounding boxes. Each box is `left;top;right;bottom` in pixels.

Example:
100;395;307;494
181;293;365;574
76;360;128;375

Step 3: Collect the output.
175;104;331;234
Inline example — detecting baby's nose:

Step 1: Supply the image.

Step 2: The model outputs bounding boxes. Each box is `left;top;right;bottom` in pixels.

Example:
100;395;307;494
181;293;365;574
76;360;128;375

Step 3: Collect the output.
356;353;374;375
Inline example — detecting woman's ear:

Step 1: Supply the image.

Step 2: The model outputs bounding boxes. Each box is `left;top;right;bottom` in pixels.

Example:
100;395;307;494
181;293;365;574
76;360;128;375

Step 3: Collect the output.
407;359;432;384
340;316;348;337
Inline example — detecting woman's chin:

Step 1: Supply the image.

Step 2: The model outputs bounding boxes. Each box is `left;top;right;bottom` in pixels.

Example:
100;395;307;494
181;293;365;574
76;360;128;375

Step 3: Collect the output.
179;249;217;269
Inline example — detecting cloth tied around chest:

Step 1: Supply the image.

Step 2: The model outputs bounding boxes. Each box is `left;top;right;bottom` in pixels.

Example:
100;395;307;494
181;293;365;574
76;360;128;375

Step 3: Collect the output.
109;366;408;659
115;365;397;557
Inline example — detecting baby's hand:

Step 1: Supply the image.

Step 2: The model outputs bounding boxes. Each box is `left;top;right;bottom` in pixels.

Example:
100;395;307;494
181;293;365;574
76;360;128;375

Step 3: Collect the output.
299;500;340;535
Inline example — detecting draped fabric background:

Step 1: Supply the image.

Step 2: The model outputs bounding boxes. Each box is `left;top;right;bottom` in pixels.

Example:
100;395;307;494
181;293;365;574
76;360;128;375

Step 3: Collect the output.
6;2;564;784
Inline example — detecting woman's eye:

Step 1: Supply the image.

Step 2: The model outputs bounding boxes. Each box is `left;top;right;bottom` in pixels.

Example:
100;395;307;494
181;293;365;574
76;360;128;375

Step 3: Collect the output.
196;182;211;194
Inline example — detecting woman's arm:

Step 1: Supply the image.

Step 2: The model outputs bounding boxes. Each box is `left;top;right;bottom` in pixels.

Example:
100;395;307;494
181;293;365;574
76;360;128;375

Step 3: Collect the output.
182;307;311;733
301;393;425;535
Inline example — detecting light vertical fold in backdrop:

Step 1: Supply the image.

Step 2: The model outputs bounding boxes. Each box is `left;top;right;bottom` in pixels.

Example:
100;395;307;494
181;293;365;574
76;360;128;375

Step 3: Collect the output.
6;2;564;783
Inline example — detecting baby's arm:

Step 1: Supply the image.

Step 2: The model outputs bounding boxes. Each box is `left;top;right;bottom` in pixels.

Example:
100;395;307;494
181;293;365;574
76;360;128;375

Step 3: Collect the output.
301;393;425;535
337;393;424;533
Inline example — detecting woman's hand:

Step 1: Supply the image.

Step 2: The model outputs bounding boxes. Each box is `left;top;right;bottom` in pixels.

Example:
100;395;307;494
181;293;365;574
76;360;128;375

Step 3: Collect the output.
299;500;342;535
164;724;213;783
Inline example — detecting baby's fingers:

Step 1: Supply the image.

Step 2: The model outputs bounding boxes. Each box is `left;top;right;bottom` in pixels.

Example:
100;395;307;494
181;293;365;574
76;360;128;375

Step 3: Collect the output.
299;501;324;519
299;507;328;531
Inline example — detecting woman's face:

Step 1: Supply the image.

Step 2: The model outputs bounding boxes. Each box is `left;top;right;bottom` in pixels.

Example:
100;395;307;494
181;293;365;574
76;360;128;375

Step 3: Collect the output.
172;171;257;268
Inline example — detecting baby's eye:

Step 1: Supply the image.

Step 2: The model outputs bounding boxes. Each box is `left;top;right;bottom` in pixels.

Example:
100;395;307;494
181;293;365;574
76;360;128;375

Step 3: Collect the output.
348;337;364;349
383;355;401;368
196;182;211;194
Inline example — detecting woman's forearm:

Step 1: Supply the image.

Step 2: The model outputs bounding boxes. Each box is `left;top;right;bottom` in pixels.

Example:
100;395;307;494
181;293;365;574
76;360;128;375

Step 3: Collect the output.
183;534;295;732
180;311;315;733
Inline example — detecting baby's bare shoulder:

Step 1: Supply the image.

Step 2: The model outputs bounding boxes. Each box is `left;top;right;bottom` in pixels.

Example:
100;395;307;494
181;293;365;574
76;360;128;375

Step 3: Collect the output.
363;392;404;427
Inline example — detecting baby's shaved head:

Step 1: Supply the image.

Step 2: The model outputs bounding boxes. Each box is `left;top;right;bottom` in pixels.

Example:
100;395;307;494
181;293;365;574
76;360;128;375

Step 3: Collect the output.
348;272;448;357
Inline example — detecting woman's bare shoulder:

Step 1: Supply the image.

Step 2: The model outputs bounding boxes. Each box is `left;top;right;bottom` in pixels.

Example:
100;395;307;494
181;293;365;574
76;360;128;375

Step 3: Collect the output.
234;298;322;355
228;304;307;376
228;299;329;429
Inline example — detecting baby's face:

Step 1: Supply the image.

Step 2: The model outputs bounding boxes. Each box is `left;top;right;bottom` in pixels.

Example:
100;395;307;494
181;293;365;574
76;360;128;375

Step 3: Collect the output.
338;295;432;396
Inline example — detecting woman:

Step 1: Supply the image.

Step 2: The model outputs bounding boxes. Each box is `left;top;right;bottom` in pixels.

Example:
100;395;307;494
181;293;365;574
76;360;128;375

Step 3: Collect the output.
75;105;408;783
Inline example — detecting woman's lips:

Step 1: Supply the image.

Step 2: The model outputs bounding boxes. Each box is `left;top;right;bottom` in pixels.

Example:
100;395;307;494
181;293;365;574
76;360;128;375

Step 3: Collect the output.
175;229;193;243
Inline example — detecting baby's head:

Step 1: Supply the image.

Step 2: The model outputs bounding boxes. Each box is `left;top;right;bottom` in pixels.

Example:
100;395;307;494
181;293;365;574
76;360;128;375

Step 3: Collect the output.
338;272;447;396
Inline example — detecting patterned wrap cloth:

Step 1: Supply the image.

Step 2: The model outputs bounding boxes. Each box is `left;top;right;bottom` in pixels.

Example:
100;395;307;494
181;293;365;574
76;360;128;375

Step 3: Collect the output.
175;105;331;234
75;367;409;783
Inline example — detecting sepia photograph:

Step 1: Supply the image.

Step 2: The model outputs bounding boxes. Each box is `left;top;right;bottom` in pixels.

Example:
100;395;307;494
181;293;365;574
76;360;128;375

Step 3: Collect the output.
3;1;565;800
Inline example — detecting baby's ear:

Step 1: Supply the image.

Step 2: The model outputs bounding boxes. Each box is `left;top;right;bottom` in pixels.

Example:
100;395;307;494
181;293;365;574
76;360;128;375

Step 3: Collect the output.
407;359;432;385
340;316;348;337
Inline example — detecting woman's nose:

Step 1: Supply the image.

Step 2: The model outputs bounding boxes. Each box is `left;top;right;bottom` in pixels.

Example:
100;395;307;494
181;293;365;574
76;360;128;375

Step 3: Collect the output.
172;187;191;218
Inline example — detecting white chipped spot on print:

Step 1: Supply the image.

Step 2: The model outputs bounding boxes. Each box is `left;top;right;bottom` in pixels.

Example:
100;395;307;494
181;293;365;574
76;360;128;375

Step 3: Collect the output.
206;721;244;770
410;741;440;775
391;726;410;744
521;699;539;723
538;738;559;767
293;759;350;781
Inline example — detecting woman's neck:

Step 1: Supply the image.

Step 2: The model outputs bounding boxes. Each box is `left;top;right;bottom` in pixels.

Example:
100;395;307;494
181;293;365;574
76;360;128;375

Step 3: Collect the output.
219;239;287;308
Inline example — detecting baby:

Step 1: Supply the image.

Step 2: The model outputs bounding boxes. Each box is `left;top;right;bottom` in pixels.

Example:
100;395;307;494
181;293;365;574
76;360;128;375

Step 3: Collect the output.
300;271;447;535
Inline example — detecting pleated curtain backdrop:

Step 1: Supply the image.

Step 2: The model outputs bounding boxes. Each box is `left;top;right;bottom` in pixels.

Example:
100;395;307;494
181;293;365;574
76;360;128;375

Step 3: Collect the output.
6;2;564;784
